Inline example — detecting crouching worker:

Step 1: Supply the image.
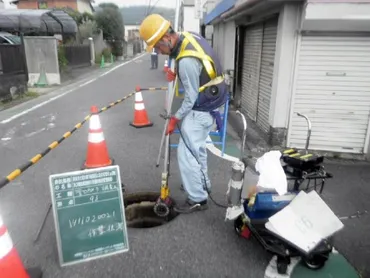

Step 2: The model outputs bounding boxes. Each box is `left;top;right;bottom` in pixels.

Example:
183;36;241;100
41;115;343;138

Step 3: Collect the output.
139;14;228;214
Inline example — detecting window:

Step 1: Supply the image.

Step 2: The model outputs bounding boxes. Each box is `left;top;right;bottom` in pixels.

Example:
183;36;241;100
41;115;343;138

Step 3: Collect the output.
5;35;21;44
0;37;10;44
38;1;48;9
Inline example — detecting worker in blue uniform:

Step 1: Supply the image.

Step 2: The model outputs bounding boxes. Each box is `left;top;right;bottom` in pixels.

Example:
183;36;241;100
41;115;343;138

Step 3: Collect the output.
150;47;158;69
139;14;228;214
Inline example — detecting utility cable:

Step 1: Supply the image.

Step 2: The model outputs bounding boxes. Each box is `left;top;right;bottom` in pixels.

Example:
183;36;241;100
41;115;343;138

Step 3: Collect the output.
147;0;162;15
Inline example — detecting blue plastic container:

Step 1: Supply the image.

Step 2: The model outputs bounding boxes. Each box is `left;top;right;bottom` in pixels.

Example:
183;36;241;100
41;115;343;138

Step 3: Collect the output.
244;192;297;220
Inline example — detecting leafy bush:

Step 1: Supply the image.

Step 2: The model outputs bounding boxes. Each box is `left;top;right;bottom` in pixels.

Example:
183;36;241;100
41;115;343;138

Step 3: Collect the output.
95;47;112;64
95;53;102;64
95;3;125;57
102;47;112;58
78;20;99;42
110;40;123;57
57;46;68;71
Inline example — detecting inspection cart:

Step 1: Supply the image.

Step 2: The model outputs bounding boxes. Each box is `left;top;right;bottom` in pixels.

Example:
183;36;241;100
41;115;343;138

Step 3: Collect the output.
231;112;334;274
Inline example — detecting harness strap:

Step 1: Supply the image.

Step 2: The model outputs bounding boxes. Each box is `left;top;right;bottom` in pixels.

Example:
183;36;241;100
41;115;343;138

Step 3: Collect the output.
174;32;225;97
177;31;217;80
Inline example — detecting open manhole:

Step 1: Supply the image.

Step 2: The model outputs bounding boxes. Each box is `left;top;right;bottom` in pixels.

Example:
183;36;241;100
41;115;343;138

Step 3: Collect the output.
124;192;179;229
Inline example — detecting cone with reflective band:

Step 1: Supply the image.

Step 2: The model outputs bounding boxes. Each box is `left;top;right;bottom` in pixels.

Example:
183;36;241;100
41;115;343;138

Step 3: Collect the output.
84;106;113;168
129;91;153;128
163;59;168;72
0;215;29;278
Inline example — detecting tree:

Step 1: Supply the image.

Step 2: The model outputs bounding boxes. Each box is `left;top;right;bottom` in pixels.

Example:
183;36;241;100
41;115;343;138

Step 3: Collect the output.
95;3;125;56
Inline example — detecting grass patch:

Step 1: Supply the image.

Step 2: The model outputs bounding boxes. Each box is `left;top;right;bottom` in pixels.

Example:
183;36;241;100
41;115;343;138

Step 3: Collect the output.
0;90;40;111
24;91;40;98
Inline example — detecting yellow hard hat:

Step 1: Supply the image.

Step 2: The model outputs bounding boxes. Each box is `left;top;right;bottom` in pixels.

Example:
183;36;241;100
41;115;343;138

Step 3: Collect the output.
139;14;171;50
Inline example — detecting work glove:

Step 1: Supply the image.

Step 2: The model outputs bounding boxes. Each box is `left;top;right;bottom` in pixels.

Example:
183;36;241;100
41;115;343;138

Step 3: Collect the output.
166;116;179;135
166;69;176;82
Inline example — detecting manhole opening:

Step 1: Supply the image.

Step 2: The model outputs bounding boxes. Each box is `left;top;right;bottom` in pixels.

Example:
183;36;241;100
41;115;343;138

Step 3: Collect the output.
124;192;179;229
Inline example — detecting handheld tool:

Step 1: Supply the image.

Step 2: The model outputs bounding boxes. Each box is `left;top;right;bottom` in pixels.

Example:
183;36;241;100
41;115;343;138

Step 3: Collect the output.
153;0;181;218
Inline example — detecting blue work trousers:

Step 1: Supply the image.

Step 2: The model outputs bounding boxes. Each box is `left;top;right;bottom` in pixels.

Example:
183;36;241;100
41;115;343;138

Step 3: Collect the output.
177;110;214;203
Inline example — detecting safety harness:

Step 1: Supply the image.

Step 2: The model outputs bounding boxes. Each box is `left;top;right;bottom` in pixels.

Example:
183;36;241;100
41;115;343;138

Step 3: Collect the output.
174;31;225;131
175;31;225;95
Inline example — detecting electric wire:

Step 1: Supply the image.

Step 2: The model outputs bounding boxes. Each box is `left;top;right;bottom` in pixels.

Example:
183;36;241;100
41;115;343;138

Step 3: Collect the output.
147;0;162;14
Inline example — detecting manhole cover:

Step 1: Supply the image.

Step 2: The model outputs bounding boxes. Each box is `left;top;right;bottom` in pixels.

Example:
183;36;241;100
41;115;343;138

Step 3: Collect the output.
124;192;178;229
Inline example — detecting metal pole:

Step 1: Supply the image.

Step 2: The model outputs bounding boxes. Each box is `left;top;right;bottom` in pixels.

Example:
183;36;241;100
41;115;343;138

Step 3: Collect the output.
157;0;181;170
297;113;312;154
156;81;177;167
236;111;247;161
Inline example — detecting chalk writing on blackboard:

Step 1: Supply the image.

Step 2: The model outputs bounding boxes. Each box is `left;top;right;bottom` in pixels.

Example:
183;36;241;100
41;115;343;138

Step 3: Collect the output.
49;165;129;266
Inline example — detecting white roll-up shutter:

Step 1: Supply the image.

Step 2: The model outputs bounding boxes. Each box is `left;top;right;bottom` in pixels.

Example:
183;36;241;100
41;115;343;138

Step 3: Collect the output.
241;23;263;121
288;35;370;153
256;17;278;133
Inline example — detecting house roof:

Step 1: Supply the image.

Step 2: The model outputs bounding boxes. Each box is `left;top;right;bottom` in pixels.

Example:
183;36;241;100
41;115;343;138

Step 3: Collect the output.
0;9;78;34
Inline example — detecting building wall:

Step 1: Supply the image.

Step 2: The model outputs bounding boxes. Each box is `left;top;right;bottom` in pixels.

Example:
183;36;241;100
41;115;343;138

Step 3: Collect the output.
220;1;300;145
17;0;78;10
222;20;235;71
77;0;92;14
204;0;221;14
124;25;139;41
302;1;370;32
184;6;200;33
212;20;236;72
17;1;38;9
268;3;302;145
212;24;220;56
23;36;60;86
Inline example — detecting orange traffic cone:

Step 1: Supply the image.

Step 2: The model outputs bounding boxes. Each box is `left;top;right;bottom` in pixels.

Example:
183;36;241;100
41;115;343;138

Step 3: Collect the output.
0;214;29;278
130;87;153;128
83;106;113;169
163;59;168;72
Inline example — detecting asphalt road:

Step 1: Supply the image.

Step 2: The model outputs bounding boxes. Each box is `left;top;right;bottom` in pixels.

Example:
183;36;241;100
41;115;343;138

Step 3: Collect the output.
0;54;269;278
319;159;370;277
0;54;368;278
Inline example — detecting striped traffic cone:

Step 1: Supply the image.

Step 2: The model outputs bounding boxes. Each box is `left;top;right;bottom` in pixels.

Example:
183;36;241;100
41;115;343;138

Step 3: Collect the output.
129;87;153;128
0;214;29;278
163;59;168;72
83;106;113;169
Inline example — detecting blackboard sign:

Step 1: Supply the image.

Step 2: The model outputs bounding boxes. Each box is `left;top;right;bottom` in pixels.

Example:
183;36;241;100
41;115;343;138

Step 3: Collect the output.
49;165;129;266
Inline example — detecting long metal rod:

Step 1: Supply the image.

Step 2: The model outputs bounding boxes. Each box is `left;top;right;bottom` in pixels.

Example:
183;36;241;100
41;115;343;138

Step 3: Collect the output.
163;0;181;171
157;0;181;172
33;203;52;242
156;80;177;167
